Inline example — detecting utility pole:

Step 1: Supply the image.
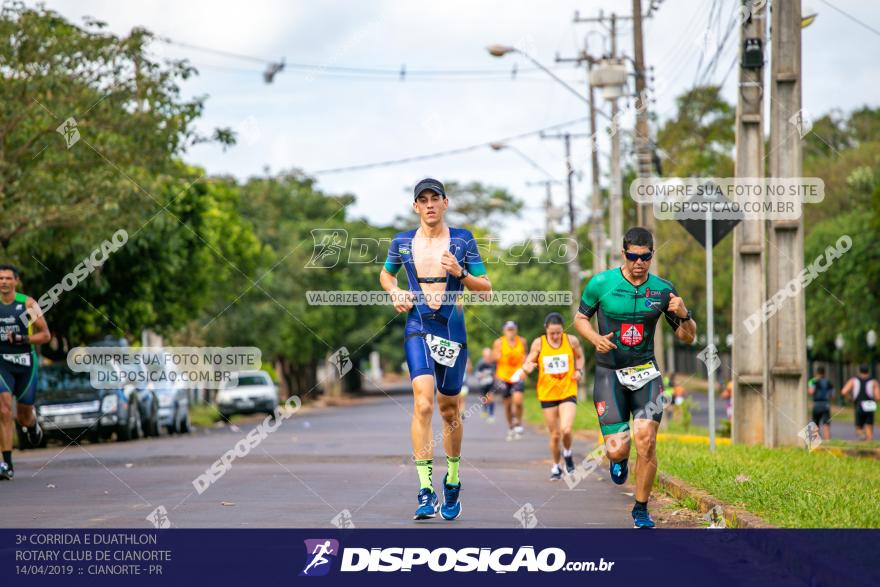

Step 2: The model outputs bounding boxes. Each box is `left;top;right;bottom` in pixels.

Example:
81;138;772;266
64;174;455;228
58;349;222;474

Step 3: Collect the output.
731;0;767;446
587;75;605;272
608;13;624;265
630;0;666;372
632;0;653;229
767;0;807;447
526;179;563;236
555;50;605;276
574;11;629;266
541;131;589;316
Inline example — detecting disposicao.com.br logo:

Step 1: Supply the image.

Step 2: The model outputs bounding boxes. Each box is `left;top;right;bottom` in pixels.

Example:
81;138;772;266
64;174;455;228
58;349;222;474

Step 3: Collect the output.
301;539;340;576
300;541;615;575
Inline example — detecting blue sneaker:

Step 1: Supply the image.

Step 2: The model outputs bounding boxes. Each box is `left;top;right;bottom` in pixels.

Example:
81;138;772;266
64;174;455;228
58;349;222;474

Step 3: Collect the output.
609;459;628;485
0;462;13;481
414;488;438;520
440;474;462;520
632;505;655;528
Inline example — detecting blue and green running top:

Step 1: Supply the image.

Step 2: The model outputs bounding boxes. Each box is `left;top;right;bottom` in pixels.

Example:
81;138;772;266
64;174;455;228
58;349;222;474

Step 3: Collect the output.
0;292;33;355
383;227;486;324
578;268;684;369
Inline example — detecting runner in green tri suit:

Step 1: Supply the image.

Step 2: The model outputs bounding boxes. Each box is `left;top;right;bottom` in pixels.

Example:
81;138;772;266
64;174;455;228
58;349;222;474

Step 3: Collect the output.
573;227;696;528
0;264;51;481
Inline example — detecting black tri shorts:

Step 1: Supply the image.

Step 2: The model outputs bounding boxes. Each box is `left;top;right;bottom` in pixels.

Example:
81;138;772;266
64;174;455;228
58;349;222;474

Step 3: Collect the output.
0;353;39;405
493;379;525;398
811;402;831;426
592;364;664;436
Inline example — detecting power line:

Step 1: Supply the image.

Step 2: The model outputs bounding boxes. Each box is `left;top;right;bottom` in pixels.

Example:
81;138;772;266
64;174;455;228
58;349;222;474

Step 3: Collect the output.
697;1;739;86
818;0;880;38
190;62;587;83
154;35;575;79
311;116;590;175
718;52;739;87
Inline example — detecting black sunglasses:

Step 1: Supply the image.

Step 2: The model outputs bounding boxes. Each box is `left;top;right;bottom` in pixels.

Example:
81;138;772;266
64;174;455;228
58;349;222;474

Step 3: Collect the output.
624;251;654;262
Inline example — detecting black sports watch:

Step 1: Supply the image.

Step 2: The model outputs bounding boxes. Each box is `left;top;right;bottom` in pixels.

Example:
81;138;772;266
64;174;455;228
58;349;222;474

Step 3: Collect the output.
458;268;469;280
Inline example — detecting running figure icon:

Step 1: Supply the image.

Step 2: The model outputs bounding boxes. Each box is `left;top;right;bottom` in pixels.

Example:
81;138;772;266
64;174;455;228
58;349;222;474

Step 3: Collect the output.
302;540;335;575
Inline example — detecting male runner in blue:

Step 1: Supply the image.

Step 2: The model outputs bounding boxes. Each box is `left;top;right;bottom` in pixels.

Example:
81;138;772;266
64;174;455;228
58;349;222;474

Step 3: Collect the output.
379;178;491;521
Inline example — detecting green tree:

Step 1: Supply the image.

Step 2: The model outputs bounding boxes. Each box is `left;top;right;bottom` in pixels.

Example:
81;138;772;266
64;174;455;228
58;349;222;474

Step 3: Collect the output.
0;3;231;253
442;181;523;230
805;210;880;362
17;169;261;352
202;171;400;395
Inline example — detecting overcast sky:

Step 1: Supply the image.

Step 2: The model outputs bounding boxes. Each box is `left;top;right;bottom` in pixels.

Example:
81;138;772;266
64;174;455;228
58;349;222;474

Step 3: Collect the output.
40;0;880;237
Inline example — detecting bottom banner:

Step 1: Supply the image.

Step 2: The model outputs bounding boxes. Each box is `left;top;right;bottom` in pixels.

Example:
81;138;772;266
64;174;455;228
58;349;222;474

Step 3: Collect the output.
2;529;876;586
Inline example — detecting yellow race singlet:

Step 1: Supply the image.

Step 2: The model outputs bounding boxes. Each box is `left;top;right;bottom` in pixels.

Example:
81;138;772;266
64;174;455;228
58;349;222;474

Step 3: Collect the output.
536;334;577;402
495;335;525;383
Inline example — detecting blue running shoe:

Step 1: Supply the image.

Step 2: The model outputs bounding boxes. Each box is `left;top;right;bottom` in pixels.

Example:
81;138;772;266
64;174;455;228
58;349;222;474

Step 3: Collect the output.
440;474;462;520
564;454;575;475
0;462;13;481
609;459;628;485
413;488;438;520
632;504;655;528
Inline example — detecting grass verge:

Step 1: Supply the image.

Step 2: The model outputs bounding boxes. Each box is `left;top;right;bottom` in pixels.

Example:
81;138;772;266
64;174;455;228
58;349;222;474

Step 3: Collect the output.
519;385;879;527
188;403;251;428
657;439;880;527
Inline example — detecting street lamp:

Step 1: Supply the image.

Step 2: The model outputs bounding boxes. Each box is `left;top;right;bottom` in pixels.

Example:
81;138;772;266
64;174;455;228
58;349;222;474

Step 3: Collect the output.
867;329;877;379
835;334;845;405
802;11;818;28
488;142;557;180
486;45;592;105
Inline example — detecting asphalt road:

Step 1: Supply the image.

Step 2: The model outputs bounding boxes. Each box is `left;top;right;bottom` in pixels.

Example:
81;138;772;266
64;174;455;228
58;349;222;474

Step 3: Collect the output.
2;394;646;529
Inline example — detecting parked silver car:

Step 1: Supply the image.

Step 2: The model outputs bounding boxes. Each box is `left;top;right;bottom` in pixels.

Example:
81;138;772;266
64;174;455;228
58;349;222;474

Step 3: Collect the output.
215;370;278;419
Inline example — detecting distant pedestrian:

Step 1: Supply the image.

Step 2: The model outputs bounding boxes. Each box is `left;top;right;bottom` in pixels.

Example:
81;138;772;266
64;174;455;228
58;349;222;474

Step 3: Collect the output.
807;366;834;440
841;365;877;441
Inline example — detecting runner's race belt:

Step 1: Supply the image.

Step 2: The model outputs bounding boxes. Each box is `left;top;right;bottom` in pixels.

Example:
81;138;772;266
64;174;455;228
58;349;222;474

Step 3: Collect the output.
1;353;31;367
424;334;462;367
615;361;660;391
405;331;466;368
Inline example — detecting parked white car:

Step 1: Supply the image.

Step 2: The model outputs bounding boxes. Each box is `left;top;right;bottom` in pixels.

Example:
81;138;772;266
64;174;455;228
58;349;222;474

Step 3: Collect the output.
215;370;278;419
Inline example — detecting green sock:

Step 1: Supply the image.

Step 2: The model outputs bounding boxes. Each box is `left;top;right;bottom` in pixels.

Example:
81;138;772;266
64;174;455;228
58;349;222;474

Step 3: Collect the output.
446;456;461;485
415;459;433;490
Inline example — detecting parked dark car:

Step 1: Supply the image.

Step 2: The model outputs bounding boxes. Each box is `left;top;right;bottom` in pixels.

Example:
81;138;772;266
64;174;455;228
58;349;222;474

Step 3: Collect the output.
21;363;145;447
86;336;161;437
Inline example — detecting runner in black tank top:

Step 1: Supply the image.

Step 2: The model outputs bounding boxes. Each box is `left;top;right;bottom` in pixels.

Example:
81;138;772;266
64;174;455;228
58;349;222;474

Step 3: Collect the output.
808;366;834;440
842;365;877;441
0;264;52;480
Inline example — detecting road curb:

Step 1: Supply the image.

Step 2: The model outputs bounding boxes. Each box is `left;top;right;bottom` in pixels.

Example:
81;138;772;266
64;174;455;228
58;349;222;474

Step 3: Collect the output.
656;432;731;445
816;446;880;459
654;472;772;528
571;428;772;528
